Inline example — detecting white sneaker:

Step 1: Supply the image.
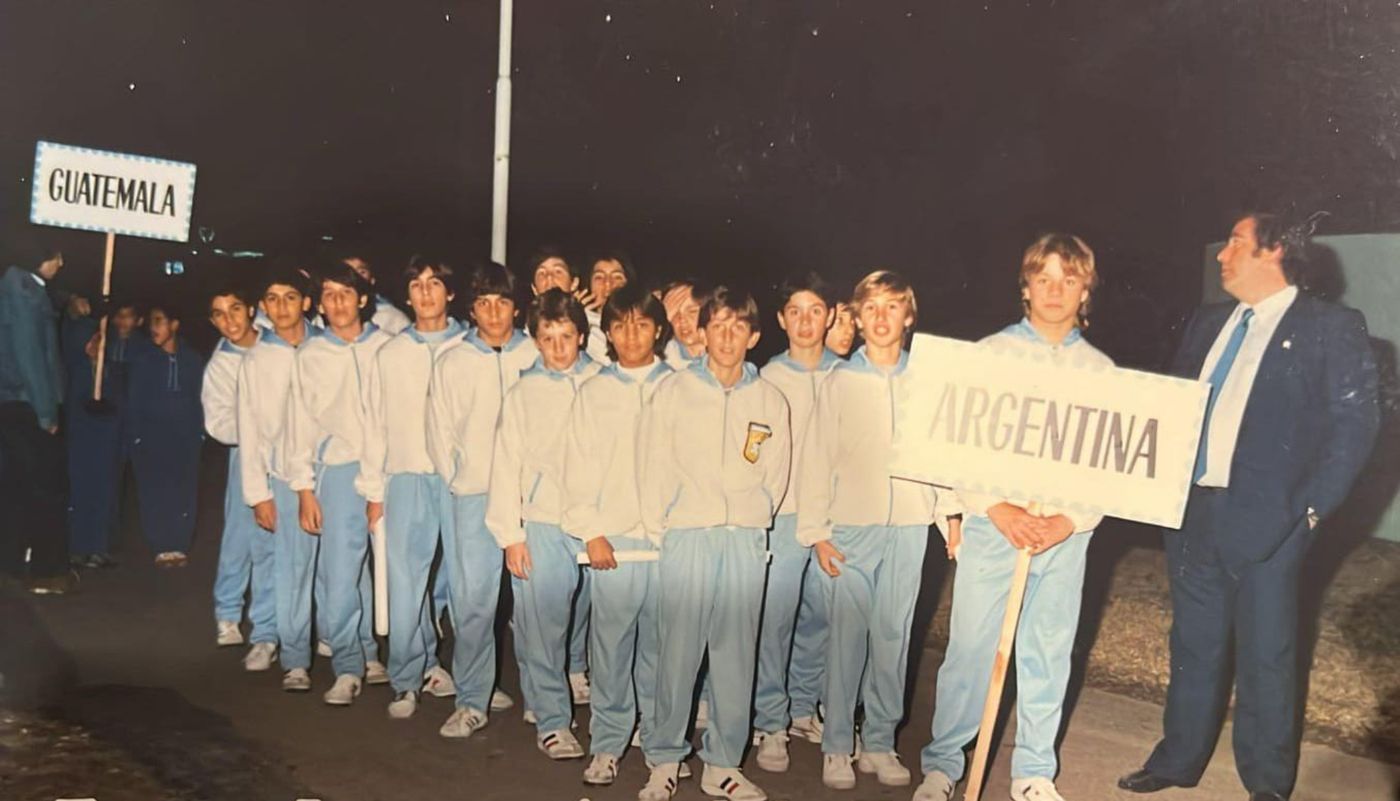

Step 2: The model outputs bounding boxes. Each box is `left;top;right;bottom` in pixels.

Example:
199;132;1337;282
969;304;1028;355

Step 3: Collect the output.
583;752;619;785
365;660;389;685
422;666;454;697
788;714;824;744
822;753;856;790
754;730;790;773
1010;776;1065;801
694;698;710;729
537;728;586;760
490;688;515;711
700;764;767;801
857;751;911;786
569;671;592;705
388;690;419;719
242;641;277;672
523;709;538;725
439;706;488;738
216;620;244;647
281;668;312;692
316;639;333;657
638;763;680;801
323;674;362;706
912;770;956;801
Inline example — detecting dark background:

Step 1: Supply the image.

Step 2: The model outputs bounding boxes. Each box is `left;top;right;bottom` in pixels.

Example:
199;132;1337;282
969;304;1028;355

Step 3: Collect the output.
3;0;1399;366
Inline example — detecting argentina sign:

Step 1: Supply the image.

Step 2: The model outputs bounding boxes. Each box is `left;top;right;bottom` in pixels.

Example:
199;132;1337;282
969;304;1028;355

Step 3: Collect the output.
30;141;197;242
890;333;1210;529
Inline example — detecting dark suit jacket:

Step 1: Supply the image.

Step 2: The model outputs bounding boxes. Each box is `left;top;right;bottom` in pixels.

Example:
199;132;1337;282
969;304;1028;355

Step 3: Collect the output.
1171;291;1381;564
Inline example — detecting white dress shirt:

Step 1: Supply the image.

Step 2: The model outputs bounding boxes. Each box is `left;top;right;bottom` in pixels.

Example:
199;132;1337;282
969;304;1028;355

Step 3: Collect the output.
1196;284;1298;487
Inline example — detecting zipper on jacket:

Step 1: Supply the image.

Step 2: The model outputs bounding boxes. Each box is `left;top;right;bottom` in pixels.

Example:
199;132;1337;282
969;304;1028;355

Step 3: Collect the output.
721;387;731;524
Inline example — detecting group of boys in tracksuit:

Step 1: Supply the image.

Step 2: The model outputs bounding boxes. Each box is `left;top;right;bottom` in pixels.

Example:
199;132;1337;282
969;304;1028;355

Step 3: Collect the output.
208;234;1107;801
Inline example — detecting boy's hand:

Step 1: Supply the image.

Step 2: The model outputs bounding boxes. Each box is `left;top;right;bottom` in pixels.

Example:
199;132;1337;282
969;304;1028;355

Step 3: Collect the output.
505;542;532;579
987;502;1045;550
661;284;690;322
366;501;384;531
298;490;323;535
253;500;278;532
815;540;845;577
574;287;598;311
945;516;963;560
1029;515;1075;555
586;537;617;570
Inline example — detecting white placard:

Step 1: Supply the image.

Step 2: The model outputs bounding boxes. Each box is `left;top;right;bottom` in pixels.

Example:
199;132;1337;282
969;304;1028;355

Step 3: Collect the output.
30;141;197;242
890;333;1210;529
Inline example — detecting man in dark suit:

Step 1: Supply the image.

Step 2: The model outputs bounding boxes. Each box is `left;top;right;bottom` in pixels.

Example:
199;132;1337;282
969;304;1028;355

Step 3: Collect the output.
1118;213;1381;801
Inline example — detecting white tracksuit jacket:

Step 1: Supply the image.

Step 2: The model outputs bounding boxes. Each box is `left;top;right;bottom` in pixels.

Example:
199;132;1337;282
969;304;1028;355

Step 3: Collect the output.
237;321;315;506
638;358;792;543
663;338;703;372
202;335;257;446
562;360;673;542
427;328;540;497
760;348;842;519
370;294;411;336
284;324;391;492
795;346;961;546
485;354;603;547
356;320;465;503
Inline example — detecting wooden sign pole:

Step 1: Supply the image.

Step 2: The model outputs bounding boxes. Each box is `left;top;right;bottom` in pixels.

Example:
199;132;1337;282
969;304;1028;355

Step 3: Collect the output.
90;231;116;402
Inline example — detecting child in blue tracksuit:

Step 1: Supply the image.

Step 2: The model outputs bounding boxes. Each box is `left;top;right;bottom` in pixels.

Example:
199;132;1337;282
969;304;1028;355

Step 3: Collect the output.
638;286;792;801
126;303;204;566
286;261;391;706
360;255;466;718
563;284;672;787
796;270;960;792
752;273;843;771
428;261;537;738
487;289;600;758
62;301;140;567
203;286;267;650
914;236;1108;801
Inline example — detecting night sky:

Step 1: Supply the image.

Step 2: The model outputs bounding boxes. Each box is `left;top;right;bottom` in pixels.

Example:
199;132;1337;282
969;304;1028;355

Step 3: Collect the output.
4;0;1399;365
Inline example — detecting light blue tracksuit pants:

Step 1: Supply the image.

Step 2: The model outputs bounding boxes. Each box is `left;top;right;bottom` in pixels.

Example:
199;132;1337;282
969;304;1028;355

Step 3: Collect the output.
273;478;318;671
213;447;276;643
646;526;767;768
317;461;377;678
510;522;583;734
753;513;828;733
570;568;591;674
587;534;658;757
821;524;928;756
385;472;452;693
446;492;502;712
788;546;828;721
921;515;1091;781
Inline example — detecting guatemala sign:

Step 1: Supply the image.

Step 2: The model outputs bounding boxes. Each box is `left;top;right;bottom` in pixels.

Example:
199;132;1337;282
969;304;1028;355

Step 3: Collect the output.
30;141;197;242
890;333;1210;529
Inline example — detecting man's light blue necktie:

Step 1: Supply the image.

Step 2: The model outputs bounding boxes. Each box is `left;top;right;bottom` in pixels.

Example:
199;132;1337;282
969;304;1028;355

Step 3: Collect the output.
1194;308;1255;483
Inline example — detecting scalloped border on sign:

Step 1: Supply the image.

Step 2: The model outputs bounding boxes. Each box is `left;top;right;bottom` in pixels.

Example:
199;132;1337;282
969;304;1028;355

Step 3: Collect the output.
29;140;198;243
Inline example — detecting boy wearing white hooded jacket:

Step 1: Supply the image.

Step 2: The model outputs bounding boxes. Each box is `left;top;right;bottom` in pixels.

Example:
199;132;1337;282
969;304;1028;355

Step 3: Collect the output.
638;286;791;801
486;289;600;760
797;270;962;792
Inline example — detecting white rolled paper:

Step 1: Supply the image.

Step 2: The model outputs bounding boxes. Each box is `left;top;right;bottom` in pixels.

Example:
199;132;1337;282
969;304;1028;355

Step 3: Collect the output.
371;517;389;636
576;549;660;565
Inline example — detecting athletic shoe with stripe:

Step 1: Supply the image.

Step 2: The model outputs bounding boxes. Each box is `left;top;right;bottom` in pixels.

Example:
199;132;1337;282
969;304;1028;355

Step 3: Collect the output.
700;764;767;801
439;707;488;738
638;763;680;801
537;729;585;760
422;666;454;697
583;753;619;785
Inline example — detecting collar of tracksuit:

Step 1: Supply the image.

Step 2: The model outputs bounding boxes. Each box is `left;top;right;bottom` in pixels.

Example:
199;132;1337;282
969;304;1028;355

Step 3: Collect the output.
687;354;759;389
768;347;841;374
522;352;595;381
602;359;671;385
1008;317;1083;347
403;318;464;345
314;322;381;346
217;331;260;355
461;326;530;354
260;320;314;349
844;345;909;376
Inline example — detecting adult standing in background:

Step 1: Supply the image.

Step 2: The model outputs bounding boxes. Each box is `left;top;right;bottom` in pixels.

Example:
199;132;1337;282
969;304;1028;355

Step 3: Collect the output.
1119;212;1381;801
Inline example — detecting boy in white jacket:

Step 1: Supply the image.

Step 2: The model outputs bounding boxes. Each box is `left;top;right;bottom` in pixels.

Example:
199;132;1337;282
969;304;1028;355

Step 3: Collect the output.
659;279;708;370
562;284;673;786
237;265;316;684
285;261;392;705
913;236;1109;801
360;255;465;719
752;272;842;770
638;286;791;801
797;270;961;791
487;289;600;758
428;261;537;738
204;285;266;652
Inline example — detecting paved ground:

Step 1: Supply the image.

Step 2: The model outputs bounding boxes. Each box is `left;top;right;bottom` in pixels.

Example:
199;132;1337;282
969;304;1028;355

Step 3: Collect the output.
3;452;1397;801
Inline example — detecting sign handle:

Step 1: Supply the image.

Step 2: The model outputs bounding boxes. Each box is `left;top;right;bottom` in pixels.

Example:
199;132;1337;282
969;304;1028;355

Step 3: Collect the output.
91;231;116;402
963;501;1041;801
